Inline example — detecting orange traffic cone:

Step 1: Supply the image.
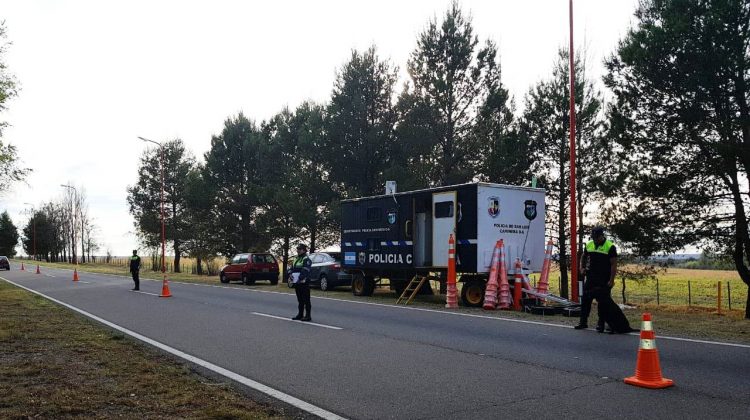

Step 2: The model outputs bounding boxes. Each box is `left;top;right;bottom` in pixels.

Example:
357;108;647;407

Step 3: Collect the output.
21;262;25;271
159;276;172;298
512;259;523;311
536;240;553;295
624;313;674;389
483;240;502;310
36;265;41;274
497;240;511;309
445;234;458;309
73;269;79;282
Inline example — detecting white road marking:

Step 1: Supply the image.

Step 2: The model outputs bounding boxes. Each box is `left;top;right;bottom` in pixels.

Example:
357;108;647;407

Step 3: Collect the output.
76;281;92;284
0;276;347;420
252;312;343;330
130;290;160;296
16;267;750;350
44;274;56;278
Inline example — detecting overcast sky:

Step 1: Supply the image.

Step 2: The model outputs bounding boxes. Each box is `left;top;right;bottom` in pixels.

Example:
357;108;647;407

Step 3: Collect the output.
1;0;638;256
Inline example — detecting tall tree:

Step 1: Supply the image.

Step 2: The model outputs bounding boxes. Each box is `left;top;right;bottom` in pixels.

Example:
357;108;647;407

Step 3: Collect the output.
0;210;18;257
0;21;29;194
183;165;221;275
603;0;750;318
204;114;270;255
398;1;516;186
127;139;195;272
521;48;607;298
325;46;399;197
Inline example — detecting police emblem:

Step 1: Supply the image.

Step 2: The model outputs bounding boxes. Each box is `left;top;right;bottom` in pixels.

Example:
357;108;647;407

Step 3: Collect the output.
487;197;500;218
524;200;538;221
358;251;366;265
387;209;397;225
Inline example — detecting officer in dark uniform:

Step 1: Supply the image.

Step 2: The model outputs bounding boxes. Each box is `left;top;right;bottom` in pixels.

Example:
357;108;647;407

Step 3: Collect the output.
129;250;141;291
575;227;617;331
291;243;312;321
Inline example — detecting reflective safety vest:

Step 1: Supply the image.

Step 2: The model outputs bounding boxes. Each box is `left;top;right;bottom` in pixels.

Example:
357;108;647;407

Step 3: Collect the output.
585;240;614;255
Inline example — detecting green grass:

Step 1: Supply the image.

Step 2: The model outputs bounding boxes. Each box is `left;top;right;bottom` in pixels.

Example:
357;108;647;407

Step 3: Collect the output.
0;281;288;419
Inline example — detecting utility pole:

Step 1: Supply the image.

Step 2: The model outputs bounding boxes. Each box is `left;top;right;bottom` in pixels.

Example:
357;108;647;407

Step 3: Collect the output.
568;0;579;302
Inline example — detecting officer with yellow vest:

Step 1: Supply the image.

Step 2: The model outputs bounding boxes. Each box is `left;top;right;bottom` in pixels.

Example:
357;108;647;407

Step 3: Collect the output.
291;243;313;321
575;227;617;331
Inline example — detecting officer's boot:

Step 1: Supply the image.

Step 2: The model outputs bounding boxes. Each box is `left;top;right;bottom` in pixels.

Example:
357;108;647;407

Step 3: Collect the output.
301;307;311;322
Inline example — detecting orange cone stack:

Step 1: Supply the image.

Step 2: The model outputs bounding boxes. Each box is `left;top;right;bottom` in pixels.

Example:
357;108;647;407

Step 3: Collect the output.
497;240;510;309
20;262;25;271
159;276;172;298
624;313;674;389
483;240;502;310
445;234;458;309
73;269;79;282
536;240;553;295
513;259;523;311
36;265;41;274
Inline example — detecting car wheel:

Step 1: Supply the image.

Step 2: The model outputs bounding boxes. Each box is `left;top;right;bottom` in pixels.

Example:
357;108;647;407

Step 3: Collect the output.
220;272;229;283
320;275;329;291
242;273;255;286
352;273;365;296
460;280;485;307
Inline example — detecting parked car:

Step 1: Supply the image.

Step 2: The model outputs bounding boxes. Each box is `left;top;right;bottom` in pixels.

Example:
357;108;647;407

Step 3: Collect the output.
287;252;351;291
219;253;279;285
0;256;9;270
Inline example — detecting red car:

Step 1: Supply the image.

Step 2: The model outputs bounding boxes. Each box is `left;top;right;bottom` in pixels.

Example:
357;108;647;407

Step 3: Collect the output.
219;253;279;285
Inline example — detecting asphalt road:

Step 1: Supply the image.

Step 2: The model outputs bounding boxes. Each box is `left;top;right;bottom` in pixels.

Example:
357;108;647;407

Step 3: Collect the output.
2;264;749;420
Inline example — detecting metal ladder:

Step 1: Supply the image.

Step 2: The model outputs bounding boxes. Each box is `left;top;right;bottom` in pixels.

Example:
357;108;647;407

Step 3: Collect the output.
396;275;429;305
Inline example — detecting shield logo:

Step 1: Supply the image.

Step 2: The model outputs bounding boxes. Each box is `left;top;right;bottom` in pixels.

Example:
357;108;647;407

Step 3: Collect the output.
487;197;500;218
524;200;538;221
358;252;366;265
387;209;397;225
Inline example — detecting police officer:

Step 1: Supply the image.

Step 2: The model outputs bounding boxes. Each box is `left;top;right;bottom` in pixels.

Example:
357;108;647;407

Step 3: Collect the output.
575;227;617;331
291;243;312;321
129;249;141;291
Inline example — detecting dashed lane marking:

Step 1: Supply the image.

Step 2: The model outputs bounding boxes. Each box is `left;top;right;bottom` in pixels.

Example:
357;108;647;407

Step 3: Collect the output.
252;312;343;330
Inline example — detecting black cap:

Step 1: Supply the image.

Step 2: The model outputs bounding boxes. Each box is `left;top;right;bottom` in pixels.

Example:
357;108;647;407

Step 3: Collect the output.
296;243;308;250
591;226;605;237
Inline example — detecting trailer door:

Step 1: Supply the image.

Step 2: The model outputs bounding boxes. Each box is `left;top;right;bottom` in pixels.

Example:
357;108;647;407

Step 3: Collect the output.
432;191;457;267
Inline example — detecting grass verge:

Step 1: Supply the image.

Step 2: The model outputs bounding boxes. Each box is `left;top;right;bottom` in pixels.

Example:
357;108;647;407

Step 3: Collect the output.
0;281;287;419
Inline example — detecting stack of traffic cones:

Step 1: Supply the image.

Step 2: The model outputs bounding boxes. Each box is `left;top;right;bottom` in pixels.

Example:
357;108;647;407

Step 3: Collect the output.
445;234;458;309
624;313;674;389
536;240;553;295
73;269;79;282
483;240;502;310
512;259;523;311
497;240;510;309
159;276;172;298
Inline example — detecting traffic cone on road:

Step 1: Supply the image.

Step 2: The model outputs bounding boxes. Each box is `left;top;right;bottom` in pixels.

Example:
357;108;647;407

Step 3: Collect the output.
483;240;502;310
20;262;25;271
445;234;458;309
497;241;511;309
537;240;553;295
159;276;172;298
624;313;674;389
73;269;79;282
512;259;523;311
36;265;41;274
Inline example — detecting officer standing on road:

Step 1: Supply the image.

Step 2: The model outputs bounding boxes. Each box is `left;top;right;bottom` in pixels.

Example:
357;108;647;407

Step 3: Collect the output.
129;250;141;291
291;243;312;321
575;227;617;331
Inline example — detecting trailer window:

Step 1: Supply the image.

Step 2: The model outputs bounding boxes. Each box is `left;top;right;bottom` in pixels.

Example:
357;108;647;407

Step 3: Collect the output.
366;207;382;221
367;238;381;251
435;202;454;218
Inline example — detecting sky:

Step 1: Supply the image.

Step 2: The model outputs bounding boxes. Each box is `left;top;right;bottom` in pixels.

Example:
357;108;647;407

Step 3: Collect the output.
1;0;639;256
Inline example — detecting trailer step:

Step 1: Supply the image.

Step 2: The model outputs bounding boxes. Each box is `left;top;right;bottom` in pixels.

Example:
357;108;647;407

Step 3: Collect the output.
396;275;430;305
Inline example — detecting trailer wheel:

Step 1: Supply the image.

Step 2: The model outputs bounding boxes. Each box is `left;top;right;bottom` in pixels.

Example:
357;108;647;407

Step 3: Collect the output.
461;280;485;307
352;273;375;296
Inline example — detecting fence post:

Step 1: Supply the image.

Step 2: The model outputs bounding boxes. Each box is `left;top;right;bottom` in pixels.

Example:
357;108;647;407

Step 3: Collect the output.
656;278;660;306
717;281;722;315
727;282;732;311
688;280;692;307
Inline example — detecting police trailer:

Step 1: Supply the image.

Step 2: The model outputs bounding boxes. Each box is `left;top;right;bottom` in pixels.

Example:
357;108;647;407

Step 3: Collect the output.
340;182;546;306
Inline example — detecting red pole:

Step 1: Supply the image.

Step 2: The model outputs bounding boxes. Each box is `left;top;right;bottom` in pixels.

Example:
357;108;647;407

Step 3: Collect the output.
569;0;579;302
33;216;36;261
160;145;166;275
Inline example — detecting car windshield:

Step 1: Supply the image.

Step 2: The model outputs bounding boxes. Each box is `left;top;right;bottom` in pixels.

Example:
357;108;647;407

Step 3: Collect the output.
0;257;8;262
326;252;342;262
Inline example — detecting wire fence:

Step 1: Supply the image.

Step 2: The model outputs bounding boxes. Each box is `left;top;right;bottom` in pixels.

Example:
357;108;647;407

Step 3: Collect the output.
17;255;223;277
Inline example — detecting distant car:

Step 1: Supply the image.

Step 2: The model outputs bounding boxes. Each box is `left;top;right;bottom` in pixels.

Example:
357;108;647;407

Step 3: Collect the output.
219;253;279;285
305;252;352;291
0;256;9;270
